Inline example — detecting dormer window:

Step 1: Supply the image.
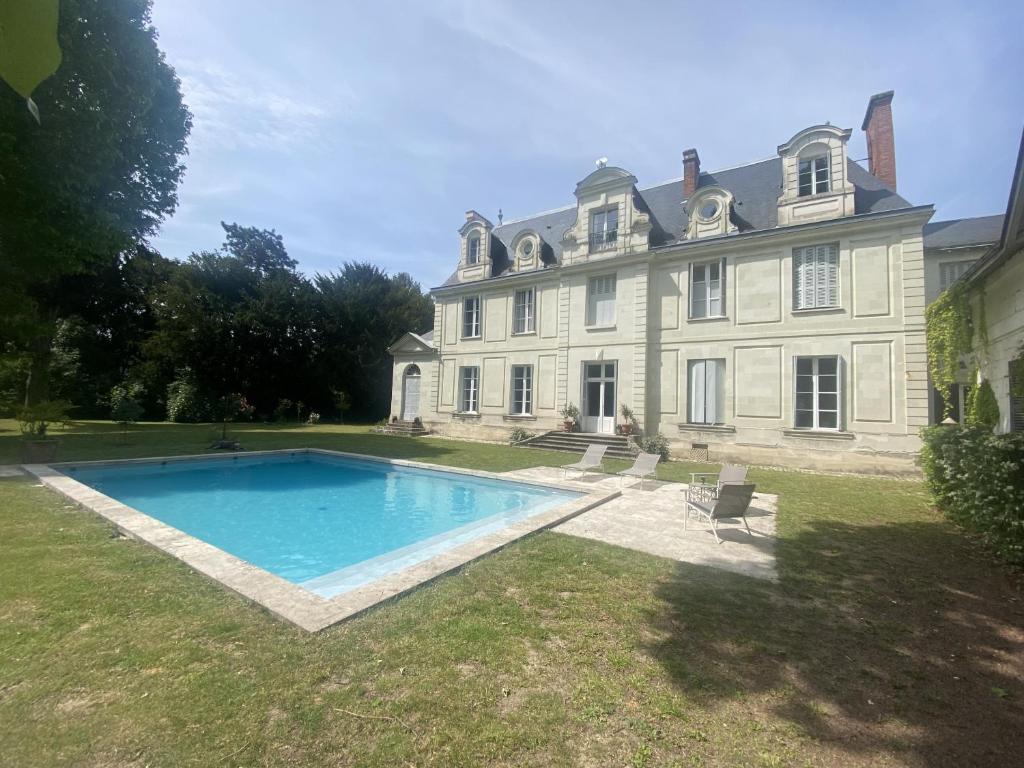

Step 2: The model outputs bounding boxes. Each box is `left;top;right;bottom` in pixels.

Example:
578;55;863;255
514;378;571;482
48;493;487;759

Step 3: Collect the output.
698;200;720;220
521;240;534;258
467;234;481;264
798;155;830;196
589;208;618;252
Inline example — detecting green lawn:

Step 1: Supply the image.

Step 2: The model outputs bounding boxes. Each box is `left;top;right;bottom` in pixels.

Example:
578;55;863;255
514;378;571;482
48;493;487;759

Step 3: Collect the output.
1;420;1022;766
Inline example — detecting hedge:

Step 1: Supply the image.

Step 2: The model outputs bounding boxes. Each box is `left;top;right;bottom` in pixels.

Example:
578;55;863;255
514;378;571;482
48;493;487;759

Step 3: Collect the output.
920;425;1024;566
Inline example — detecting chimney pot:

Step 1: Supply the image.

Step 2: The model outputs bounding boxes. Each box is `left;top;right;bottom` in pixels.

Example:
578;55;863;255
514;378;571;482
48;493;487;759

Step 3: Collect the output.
861;91;897;190
683;148;701;199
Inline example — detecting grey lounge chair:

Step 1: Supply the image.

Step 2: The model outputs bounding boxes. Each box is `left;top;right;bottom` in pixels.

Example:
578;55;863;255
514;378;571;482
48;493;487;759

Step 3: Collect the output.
689;463;748;501
562;444;607;479
617;451;660;490
685;483;756;544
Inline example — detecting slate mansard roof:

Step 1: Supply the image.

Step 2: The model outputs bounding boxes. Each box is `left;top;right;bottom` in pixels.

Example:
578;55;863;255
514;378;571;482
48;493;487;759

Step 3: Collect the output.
440;156;914;287
923;214;1005;250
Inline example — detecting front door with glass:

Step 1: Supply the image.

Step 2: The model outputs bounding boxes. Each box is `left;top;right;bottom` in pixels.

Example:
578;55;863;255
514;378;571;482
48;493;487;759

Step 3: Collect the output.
582;362;616;434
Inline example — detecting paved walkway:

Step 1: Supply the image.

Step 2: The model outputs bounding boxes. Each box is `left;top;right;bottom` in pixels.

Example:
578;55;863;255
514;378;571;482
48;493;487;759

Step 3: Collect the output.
507;467;778;581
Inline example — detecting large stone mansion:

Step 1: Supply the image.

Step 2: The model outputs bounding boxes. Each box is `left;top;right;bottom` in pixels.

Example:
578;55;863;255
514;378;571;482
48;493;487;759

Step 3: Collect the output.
388;91;1010;473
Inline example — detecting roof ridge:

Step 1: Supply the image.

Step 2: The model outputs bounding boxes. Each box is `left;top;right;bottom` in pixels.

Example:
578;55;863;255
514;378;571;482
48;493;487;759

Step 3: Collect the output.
499;155;781;226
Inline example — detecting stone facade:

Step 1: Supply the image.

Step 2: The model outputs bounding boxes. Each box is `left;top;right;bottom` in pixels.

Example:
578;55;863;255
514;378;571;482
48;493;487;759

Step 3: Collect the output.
389;92;1011;473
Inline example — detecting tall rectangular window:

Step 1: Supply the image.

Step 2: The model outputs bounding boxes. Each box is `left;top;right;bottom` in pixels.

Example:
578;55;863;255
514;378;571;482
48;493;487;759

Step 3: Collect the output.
589;208;618;251
939;261;974;292
794;356;841;430
462;296;481;338
798;155;830;196
467;235;480;264
793;244;839;310
690;259;725;318
586;275;616;326
510;365;533;415
513;288;535;334
688;359;725;424
459;366;479;413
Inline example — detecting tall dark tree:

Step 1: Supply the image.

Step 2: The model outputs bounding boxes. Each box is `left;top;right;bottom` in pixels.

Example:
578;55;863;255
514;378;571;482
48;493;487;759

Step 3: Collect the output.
147;224;321;418
316;264;434;420
0;0;191;404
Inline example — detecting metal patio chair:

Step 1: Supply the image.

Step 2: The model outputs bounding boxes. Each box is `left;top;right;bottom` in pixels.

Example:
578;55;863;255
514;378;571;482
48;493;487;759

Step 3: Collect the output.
562;444;608;480
617;451;660;490
684;483;756;544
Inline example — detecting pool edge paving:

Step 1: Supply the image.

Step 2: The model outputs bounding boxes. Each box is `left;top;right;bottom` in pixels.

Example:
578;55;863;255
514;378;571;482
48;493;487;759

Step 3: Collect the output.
23;449;619;632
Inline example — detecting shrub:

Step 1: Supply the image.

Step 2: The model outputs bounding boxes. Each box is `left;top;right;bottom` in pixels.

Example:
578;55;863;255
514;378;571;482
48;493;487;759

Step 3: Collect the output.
920;425;1024;566
110;382;144;440
966;379;1000;430
509;426;534;444
166;375;213;423
638;433;670;461
273;398;294;422
16;400;73;438
307;411;321;424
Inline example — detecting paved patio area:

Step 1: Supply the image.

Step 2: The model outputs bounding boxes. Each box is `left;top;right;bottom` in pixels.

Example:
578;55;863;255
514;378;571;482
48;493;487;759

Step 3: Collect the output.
507;466;778;581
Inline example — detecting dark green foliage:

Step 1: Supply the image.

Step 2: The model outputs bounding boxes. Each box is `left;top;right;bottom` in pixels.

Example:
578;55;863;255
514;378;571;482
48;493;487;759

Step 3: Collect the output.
0;0;191;403
15;400;72;438
638;433;670;461
966;379;1000;430
920;425;1024;565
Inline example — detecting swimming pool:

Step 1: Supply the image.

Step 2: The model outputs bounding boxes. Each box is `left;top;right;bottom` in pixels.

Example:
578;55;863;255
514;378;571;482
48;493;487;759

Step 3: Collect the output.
63;452;583;599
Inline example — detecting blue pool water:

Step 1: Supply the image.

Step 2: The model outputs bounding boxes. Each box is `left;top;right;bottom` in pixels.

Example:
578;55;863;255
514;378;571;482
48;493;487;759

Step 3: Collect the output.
67;453;581;597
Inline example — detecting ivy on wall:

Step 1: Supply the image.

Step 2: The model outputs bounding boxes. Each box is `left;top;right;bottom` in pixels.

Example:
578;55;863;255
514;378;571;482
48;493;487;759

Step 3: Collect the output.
924;283;974;418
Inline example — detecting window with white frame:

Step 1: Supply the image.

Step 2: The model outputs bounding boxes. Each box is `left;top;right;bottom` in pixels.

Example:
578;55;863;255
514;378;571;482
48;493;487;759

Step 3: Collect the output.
459;366;479;413
589;207;618;251
510;365;533;415
793;244;839;310
690;259;725;318
513;288;535;334
586;275;616;326
467;234;480;264
794;356;841;430
462;296;481;338
798;154;830;196
688;359;725;424
939;261;974;292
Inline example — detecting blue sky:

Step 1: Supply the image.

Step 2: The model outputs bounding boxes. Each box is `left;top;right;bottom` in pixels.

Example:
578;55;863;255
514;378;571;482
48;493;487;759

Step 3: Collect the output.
150;0;1024;290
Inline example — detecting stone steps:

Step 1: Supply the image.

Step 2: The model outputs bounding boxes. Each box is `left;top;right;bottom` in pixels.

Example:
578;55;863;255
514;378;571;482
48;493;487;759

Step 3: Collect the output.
519;430;638;459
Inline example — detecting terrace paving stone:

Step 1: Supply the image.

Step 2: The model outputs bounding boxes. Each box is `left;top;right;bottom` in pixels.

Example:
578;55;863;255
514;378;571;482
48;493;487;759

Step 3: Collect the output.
507;467;778;582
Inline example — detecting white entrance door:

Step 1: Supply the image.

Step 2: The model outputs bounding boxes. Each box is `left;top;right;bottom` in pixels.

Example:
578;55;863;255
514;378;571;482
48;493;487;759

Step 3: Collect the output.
582;362;616;434
402;365;421;420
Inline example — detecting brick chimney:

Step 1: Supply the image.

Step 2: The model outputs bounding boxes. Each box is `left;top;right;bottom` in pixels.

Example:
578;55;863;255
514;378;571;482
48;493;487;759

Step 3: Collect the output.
683;148;700;199
861;91;897;190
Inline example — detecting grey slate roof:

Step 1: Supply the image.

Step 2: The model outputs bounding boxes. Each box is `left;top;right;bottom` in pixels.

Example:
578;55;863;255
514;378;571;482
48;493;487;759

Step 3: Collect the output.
439;157;913;287
923;214;1004;250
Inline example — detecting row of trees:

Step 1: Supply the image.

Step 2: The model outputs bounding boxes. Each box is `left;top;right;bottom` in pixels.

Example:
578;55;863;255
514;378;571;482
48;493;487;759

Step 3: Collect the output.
0;0;433;426
2;224;433;423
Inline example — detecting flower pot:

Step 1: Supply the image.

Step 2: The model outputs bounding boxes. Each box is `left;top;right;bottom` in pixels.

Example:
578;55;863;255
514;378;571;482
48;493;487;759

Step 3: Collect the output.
619;424;633;436
563;419;574;432
21;440;59;463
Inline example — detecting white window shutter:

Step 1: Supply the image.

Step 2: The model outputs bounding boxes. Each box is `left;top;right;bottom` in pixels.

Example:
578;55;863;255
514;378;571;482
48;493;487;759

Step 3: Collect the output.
690;360;705;422
705;361;717;424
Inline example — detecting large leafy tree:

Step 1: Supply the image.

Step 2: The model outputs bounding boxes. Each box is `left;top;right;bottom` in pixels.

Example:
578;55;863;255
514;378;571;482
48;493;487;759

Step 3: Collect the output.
147;224;322;418
316;265;434;420
0;0;191;404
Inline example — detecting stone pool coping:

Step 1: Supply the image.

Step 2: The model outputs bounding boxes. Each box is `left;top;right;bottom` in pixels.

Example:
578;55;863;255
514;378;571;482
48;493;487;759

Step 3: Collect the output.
22;449;619;632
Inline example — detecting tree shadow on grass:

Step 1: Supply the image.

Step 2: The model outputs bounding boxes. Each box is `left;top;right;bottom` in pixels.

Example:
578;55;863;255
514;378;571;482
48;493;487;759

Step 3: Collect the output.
643;518;1024;766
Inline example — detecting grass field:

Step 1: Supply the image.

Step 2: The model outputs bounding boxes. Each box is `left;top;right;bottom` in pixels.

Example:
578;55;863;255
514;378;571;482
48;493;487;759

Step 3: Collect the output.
1;420;1022;766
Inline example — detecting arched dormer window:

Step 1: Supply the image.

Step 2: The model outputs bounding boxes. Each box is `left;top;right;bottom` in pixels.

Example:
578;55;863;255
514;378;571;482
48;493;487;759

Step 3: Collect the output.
509;230;542;272
467;234;481;264
798;143;830;196
777;125;855;225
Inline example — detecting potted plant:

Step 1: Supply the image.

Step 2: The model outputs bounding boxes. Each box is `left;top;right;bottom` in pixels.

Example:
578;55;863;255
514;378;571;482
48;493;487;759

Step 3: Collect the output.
560;403;580;432
17;400;72;463
618;405;634;436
